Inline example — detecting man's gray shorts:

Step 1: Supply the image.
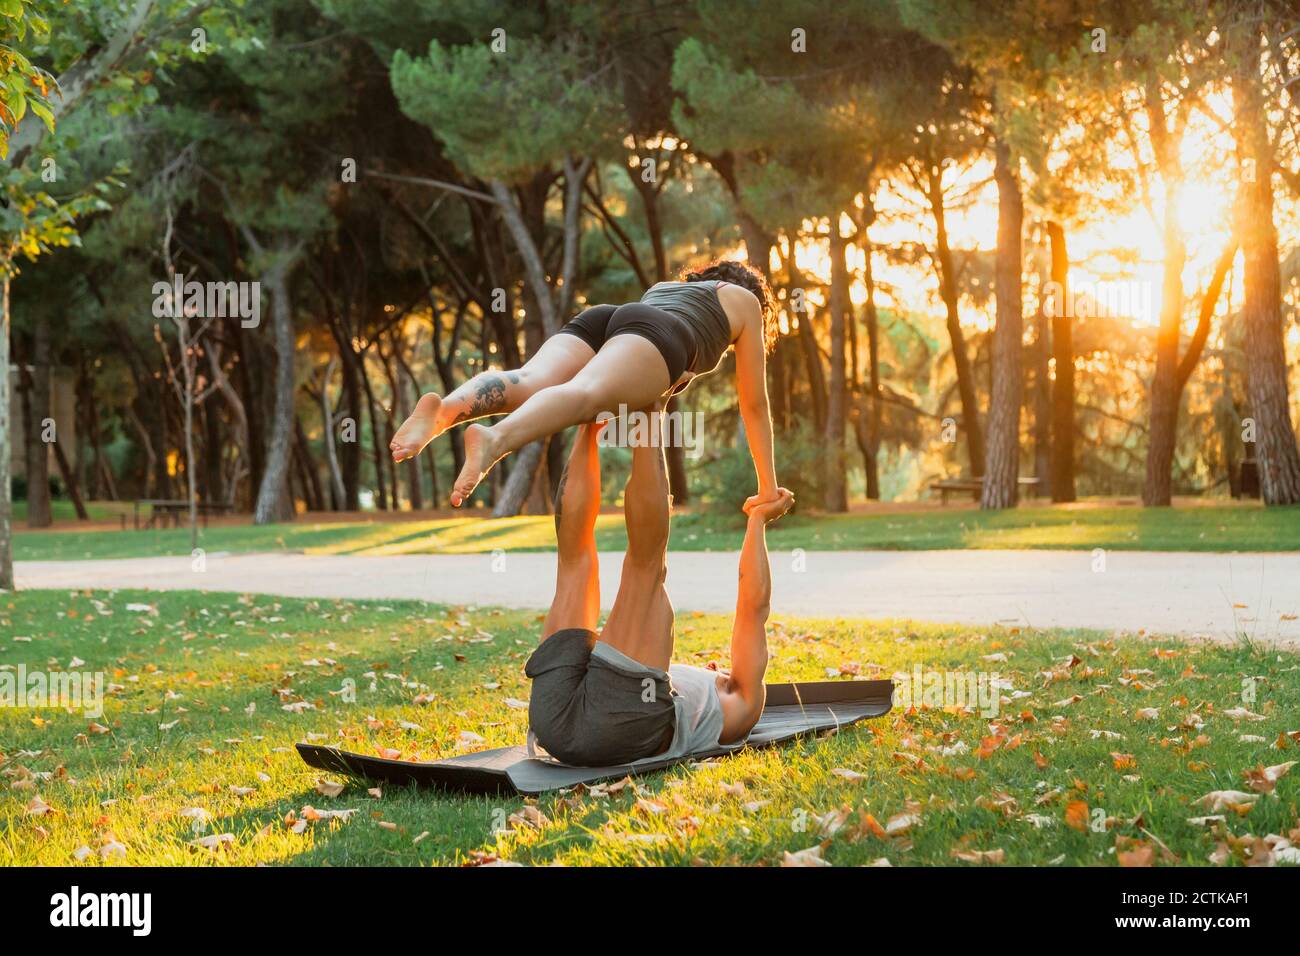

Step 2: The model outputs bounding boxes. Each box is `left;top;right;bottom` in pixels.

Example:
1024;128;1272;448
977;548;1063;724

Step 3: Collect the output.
524;628;676;767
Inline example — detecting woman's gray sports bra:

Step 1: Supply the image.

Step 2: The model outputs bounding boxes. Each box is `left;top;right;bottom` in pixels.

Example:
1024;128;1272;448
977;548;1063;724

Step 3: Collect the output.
639;280;733;375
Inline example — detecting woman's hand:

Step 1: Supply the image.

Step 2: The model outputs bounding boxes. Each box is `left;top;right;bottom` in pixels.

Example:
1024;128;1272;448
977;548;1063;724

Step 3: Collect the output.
742;486;784;516
747;487;795;523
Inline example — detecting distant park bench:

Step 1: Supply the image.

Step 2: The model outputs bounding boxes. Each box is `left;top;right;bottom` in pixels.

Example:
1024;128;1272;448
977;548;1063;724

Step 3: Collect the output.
132;499;234;530
929;476;1042;505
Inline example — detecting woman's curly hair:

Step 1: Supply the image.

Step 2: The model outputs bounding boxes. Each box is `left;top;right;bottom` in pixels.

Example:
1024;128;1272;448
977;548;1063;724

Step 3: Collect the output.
682;259;778;354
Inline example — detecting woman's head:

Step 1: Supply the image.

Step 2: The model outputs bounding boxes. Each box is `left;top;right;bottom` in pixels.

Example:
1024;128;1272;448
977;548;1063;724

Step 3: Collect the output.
683;259;777;353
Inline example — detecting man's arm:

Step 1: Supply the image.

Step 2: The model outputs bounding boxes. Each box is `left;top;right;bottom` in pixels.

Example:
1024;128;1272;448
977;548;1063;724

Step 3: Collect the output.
717;489;794;743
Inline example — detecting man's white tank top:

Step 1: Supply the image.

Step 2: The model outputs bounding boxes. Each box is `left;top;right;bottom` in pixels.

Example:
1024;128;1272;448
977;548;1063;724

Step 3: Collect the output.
662;662;744;761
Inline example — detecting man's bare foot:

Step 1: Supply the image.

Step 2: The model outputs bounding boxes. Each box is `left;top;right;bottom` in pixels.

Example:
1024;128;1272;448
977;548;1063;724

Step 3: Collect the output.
451;423;504;507
390;393;443;463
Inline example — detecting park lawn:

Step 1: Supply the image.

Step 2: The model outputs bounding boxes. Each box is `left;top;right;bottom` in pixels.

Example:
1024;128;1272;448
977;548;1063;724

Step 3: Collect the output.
2;590;1297;867
12;501;1300;562
11;500;129;525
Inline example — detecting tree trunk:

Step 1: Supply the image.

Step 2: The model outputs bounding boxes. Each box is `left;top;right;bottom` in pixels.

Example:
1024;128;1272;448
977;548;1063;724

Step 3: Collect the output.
203;394;223;507
1142;84;1187;508
788;252;828;431
336;348;362;510
359;361;389;511
294;416;325;512
234;322;265;497
1234;43;1300;504
391;351;424;511
981;140;1024;510
25;318;53;528
0;274;14;590
253;251;300;524
665;395;689;503
49;416;87;520
492;439;545;518
862;228;883;500
1046;222;1075;501
823;227;849;511
1030;262;1052;497
1141;239;1185;507
319;358;346;510
928;170;984;476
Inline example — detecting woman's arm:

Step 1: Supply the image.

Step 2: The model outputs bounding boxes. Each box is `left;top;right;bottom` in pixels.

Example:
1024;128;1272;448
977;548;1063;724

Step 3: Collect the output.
733;300;778;509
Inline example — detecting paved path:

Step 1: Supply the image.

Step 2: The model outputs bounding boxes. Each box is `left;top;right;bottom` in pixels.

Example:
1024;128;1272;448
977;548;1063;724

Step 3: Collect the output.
15;549;1300;645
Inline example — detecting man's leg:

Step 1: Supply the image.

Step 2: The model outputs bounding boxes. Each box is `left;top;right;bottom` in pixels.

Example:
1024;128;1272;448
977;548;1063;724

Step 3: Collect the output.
541;422;603;638
599;404;675;671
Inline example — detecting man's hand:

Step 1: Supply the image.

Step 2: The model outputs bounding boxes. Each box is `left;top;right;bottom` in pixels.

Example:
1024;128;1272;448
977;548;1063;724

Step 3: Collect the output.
742;486;783;515
747;487;794;524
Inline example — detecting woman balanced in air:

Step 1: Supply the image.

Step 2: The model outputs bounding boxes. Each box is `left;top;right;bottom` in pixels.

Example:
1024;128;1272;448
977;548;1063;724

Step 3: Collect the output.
390;259;780;511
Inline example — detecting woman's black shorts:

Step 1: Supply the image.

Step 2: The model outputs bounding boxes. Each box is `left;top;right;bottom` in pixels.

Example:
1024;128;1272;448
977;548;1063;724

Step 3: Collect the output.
556;303;693;386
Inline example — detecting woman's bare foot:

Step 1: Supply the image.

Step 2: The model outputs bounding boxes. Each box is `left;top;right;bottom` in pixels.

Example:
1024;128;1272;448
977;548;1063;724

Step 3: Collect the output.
451;423;505;507
390;393;443;463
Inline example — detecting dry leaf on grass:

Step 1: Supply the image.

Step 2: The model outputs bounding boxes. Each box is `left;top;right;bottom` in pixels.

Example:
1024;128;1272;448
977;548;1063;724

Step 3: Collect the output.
507;805;549;832
1243;761;1296;794
885;811;921;836
781;845;831;867
1117;842;1155;868
189;833;235;851
813;805;853;838
1193;790;1259;814
1064;800;1090;832
1222;707;1266;722
951;847;1005;864
315;779;345;799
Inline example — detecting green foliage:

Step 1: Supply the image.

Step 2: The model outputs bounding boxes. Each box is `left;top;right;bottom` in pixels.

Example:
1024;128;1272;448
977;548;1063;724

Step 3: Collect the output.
0;0;55;158
0;164;113;276
391;34;619;182
670;29;877;226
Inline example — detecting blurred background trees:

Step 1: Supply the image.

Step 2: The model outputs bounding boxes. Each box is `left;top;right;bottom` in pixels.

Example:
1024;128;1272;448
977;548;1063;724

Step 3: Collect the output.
5;0;1300;569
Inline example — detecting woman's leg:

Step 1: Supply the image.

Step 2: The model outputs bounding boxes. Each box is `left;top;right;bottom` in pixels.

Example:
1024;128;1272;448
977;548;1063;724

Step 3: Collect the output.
389;333;595;463
450;334;671;505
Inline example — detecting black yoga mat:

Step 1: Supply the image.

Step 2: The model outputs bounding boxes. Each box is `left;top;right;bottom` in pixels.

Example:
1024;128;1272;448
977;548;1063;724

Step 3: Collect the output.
296;678;894;795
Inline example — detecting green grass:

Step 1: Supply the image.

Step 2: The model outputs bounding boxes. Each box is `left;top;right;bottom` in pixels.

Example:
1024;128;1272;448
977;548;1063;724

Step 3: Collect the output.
2;589;1296;867
11;499;129;525
13;502;1300;562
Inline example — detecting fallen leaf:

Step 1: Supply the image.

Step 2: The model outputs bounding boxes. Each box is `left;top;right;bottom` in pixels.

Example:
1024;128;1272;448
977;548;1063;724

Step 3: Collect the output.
1222;707;1266;722
189;833;235;851
1117;843;1155;867
1243;761;1296;794
781;845;831;867
507;805;549;832
952;847;1005;864
315;779;345;799
1193;790;1259;814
